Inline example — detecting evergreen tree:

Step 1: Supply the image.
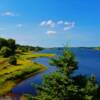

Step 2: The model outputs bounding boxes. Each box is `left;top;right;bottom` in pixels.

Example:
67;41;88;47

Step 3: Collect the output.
33;48;99;100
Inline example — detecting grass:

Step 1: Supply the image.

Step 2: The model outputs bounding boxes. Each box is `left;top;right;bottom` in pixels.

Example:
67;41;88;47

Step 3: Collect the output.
0;51;55;95
95;47;100;50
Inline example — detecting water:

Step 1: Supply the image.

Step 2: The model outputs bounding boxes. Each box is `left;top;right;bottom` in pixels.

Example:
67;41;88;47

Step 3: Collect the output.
12;48;100;95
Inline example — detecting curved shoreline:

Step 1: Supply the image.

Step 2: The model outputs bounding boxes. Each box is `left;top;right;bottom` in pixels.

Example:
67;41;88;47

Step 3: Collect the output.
0;62;47;100
0;52;54;96
0;63;47;96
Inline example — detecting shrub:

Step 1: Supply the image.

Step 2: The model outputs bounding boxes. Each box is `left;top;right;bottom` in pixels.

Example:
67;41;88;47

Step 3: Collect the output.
0;46;12;57
9;56;17;65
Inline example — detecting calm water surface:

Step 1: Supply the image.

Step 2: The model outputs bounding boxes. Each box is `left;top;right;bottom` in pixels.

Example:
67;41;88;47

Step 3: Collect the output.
12;48;100;95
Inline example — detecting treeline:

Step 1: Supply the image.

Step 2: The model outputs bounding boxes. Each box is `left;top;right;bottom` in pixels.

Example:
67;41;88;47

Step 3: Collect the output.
16;44;44;52
0;38;16;57
0;37;44;57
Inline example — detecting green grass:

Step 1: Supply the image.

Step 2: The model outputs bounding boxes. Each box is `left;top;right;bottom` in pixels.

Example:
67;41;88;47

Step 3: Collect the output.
95;47;100;50
0;51;55;95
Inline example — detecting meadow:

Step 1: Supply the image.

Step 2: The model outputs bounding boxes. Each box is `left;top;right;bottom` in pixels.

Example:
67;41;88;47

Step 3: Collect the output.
0;51;54;95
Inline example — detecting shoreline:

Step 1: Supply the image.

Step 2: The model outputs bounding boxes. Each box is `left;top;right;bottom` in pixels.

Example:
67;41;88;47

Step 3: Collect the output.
0;62;47;96
0;51;54;96
5;65;47;97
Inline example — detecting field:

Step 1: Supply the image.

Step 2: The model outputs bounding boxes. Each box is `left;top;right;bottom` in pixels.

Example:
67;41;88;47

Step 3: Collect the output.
0;51;55;95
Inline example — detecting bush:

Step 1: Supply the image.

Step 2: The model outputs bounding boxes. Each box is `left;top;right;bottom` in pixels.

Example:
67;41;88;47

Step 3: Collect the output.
9;56;17;65
0;46;12;57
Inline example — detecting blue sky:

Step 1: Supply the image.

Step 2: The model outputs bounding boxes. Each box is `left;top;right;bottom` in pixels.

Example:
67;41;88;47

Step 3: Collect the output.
0;0;100;47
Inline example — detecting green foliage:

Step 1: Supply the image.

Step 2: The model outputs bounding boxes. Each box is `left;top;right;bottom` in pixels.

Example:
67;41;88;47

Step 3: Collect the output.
0;37;43;58
37;72;74;100
50;48;77;75
16;44;44;52
34;47;100;100
36;73;99;100
7;39;16;53
8;56;17;65
0;46;12;57
0;38;8;49
0;38;16;57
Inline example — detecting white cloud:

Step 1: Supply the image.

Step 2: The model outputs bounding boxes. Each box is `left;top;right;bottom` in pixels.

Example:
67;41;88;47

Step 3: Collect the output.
46;20;55;28
64;21;75;26
57;20;63;24
40;20;55;28
46;30;56;35
1;11;18;16
64;22;75;31
16;24;23;28
40;21;46;26
40;20;75;33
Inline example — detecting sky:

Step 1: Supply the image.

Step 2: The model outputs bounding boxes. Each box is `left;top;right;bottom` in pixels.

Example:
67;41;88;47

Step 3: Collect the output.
0;0;100;47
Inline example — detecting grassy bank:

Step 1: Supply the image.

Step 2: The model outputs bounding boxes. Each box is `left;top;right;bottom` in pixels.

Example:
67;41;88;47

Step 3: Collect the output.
0;51;55;95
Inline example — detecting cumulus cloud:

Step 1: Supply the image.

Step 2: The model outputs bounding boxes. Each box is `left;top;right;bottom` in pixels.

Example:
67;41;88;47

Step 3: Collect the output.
16;24;23;28
47;20;55;27
40;20;75;35
64;22;75;31
40;20;55;28
1;11;18;16
46;30;56;35
40;21;46;26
